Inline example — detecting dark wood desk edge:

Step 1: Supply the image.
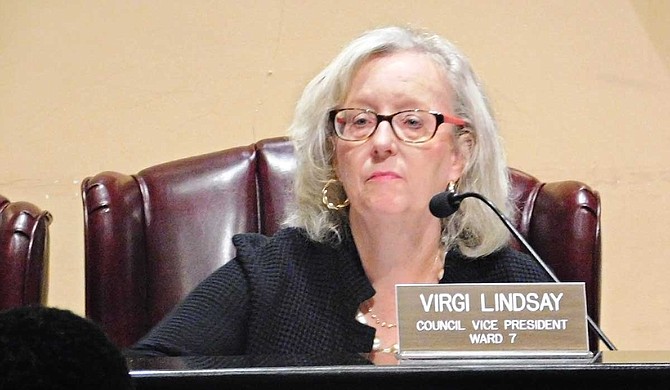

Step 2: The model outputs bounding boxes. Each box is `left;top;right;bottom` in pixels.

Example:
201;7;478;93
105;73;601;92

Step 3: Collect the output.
128;351;670;389
131;361;670;377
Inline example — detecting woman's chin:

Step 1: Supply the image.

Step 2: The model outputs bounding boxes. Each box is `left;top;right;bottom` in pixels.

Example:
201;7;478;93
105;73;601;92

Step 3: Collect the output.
353;197;419;216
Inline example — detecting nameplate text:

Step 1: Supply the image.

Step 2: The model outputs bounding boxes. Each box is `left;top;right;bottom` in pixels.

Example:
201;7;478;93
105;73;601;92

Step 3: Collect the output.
396;283;589;358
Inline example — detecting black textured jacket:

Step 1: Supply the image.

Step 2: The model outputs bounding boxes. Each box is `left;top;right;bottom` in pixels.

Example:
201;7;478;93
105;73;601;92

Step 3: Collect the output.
128;227;551;356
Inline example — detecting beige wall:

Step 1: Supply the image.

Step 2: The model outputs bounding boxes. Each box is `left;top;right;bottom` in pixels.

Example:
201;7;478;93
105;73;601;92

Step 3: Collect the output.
1;1;669;350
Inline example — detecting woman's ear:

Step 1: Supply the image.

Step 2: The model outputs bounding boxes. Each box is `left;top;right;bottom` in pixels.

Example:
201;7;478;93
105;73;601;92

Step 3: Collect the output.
452;128;475;179
457;128;475;159
329;136;340;176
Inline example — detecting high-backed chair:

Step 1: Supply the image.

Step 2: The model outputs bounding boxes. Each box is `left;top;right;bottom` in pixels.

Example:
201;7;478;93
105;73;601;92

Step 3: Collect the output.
0;194;52;310
81;136;602;350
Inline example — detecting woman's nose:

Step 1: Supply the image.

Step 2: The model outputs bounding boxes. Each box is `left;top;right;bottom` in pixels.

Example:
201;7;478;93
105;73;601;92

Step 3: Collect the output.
370;120;398;157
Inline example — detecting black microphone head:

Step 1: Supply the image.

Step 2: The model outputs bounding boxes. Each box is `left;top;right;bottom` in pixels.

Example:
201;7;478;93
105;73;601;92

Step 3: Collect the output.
429;191;460;218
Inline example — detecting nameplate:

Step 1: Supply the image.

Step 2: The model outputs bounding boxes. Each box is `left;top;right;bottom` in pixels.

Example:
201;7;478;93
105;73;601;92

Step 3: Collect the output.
396;282;590;359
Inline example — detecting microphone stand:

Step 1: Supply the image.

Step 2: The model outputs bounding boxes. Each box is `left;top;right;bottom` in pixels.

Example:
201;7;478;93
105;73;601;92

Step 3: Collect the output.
451;192;617;351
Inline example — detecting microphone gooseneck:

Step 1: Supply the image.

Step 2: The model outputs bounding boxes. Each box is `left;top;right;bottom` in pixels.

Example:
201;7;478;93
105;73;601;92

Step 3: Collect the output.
429;191;617;351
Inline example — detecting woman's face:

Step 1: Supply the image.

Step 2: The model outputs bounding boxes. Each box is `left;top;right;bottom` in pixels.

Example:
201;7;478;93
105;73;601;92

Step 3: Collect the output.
334;51;466;218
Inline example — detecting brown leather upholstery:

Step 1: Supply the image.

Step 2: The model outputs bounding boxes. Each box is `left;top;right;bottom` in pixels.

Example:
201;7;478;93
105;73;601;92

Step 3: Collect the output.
0;194;52;310
82;136;601;350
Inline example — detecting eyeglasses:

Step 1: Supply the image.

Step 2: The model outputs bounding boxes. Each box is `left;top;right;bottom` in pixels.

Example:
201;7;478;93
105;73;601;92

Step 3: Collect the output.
328;108;468;144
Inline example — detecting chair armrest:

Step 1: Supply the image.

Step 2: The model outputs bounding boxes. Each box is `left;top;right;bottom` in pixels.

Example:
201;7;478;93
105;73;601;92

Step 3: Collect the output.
0;198;52;309
530;180;601;349
82;172;149;347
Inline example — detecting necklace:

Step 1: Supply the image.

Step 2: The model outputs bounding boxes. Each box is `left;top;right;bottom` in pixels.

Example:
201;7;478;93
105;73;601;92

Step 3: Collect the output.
372;338;399;354
356;246;445;353
355;309;399;353
359;305;397;328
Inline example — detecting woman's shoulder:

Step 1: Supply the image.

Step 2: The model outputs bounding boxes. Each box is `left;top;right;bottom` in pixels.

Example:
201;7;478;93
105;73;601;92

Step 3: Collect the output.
231;227;314;257
231;227;338;271
443;246;553;283
228;227;353;293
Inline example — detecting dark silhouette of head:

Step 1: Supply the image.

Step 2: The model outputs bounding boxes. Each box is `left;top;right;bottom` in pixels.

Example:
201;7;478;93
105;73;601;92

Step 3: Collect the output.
0;306;133;390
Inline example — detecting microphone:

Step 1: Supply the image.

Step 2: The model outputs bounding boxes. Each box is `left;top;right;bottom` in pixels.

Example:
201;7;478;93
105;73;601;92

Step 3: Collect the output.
429;190;617;351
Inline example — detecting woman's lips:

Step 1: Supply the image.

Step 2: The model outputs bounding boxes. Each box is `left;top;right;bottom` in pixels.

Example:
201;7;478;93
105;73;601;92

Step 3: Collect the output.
368;171;401;181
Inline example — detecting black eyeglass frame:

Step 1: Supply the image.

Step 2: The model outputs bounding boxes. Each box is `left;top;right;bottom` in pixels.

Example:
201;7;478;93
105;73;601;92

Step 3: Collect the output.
328;108;469;144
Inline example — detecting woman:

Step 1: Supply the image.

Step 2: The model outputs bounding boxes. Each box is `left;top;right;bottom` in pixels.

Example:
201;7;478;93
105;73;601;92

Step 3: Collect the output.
128;26;550;357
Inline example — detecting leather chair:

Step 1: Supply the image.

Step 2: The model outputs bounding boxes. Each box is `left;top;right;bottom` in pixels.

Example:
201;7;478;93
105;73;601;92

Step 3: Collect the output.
0;194;52;310
81;136;602;350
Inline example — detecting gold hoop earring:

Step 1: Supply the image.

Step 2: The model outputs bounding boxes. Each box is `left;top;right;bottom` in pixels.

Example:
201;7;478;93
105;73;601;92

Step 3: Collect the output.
447;180;458;194
322;179;350;210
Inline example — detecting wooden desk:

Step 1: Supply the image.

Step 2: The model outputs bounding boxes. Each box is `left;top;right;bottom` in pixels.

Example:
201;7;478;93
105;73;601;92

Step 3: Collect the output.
129;351;670;389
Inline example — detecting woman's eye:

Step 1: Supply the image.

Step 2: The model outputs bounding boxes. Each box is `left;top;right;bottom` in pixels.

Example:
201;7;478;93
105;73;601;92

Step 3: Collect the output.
402;116;424;129
352;115;372;127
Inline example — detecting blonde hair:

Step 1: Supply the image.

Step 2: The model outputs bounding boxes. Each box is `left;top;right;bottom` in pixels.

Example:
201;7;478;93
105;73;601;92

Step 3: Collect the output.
284;26;511;257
